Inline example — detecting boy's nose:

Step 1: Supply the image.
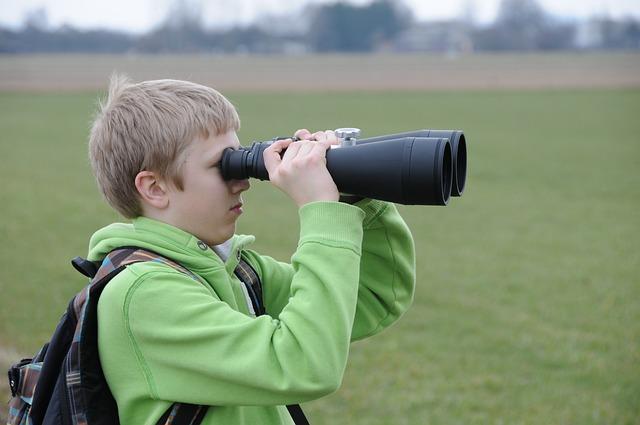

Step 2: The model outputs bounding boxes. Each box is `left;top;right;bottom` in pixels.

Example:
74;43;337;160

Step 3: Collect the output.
230;178;250;193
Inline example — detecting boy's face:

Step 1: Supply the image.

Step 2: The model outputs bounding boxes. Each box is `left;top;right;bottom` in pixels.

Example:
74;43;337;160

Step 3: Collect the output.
165;130;250;246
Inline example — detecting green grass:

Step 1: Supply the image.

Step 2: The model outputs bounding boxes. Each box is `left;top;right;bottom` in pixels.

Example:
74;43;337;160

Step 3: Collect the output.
1;89;639;424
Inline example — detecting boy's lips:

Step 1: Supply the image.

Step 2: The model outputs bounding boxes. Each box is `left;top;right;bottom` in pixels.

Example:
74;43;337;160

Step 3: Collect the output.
230;202;243;214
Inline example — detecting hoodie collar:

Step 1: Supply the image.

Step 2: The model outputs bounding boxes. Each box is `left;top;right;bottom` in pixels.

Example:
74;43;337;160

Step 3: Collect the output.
88;216;255;274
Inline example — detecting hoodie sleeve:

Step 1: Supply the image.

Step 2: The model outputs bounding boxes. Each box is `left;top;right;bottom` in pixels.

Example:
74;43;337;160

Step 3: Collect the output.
349;200;415;340
245;199;416;341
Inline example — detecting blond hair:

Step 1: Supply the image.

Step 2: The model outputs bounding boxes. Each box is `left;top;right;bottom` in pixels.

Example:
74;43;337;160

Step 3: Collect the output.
88;75;240;218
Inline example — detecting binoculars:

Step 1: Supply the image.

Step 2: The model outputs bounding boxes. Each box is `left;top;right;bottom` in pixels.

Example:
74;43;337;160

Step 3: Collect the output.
220;128;467;206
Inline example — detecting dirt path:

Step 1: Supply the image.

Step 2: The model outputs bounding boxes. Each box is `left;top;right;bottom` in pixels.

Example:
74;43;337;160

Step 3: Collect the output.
1;52;639;92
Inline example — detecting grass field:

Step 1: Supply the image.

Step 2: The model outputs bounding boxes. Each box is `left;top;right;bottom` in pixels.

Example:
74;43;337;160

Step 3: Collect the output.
1;58;639;423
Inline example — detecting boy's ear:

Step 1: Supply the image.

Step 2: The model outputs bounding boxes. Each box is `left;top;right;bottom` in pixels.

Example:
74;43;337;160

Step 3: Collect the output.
135;171;170;210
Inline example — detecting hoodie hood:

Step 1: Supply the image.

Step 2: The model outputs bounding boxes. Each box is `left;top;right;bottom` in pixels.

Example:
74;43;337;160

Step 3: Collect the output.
87;216;255;276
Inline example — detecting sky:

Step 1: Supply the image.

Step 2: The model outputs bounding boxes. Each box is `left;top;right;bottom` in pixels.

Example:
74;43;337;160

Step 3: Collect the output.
1;0;640;33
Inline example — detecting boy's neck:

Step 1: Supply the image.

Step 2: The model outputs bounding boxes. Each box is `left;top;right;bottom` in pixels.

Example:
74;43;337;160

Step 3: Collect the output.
135;215;234;261
211;239;234;261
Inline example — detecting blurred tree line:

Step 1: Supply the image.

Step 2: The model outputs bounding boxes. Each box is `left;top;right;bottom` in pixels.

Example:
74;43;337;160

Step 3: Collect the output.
1;0;639;54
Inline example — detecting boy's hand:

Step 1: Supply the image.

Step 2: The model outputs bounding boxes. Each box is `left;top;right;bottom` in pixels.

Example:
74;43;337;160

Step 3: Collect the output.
263;129;340;207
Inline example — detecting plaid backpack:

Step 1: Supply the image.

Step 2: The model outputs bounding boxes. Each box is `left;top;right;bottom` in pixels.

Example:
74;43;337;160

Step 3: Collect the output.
7;247;309;425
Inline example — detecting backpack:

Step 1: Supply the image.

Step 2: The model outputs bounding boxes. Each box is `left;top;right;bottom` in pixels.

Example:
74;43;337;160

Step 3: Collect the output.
7;247;309;425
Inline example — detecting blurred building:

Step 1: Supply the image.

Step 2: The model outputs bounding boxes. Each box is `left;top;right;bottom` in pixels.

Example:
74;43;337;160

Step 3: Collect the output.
575;17;640;49
393;21;473;53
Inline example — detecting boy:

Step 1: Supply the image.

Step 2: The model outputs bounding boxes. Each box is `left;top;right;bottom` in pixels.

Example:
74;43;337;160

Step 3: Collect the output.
88;75;415;424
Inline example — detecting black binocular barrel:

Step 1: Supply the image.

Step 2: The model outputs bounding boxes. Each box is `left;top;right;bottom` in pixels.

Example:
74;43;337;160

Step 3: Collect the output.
327;137;452;205
358;129;466;196
221;136;452;205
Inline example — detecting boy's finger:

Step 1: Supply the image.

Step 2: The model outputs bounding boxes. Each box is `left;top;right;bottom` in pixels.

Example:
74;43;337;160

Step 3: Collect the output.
324;130;339;146
311;139;331;158
314;130;337;149
263;139;292;171
296;140;315;158
267;138;292;154
281;140;304;163
312;131;326;142
294;129;312;140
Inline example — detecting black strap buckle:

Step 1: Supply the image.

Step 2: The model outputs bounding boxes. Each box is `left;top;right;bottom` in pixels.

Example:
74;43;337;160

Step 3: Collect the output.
71;256;100;278
8;358;31;397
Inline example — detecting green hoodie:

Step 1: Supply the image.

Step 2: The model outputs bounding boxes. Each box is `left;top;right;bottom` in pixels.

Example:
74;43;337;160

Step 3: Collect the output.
91;200;415;425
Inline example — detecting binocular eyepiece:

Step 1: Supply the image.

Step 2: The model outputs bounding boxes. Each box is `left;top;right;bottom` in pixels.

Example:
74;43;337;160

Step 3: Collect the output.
220;129;467;206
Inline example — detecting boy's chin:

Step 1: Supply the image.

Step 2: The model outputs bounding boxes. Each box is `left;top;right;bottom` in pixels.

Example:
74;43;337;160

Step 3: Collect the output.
203;226;235;247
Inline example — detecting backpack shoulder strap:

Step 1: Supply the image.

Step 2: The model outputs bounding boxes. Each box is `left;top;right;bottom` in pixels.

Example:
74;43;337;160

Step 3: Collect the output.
94;247;201;282
62;248;209;425
235;256;265;316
